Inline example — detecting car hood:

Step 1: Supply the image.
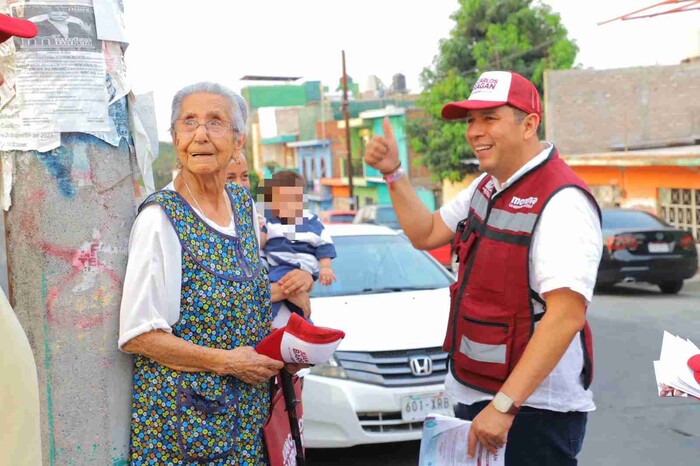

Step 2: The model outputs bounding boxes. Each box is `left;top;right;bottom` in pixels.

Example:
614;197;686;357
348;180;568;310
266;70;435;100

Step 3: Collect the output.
309;288;450;352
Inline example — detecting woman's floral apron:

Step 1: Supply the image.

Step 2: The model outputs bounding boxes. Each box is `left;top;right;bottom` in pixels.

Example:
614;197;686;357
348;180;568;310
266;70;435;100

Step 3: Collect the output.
129;183;270;465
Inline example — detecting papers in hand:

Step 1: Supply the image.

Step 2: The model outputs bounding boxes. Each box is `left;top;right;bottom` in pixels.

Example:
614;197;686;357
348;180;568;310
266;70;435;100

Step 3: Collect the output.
419;413;505;466
653;331;700;400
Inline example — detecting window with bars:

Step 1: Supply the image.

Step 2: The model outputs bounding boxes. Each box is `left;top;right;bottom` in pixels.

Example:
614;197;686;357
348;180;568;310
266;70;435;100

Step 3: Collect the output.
658;188;700;243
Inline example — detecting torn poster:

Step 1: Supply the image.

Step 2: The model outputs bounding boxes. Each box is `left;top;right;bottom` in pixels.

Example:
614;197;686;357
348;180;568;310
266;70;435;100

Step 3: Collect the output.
0;95;61;152
0;16;16;112
85;95;129;147
128;92;158;194
0;0;18;111
1;152;14;211
93;0;127;44
10;2;110;133
104;40;129;104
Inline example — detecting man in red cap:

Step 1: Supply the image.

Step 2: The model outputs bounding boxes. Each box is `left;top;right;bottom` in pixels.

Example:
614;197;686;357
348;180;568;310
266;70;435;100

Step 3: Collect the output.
365;70;602;465
0;12;42;466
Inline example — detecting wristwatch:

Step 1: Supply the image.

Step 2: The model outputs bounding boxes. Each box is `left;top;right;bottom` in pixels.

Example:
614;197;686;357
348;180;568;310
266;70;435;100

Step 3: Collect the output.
492;392;520;415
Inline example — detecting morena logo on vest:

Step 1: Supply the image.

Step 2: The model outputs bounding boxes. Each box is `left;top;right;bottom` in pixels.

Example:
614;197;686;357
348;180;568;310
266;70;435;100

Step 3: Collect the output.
509;196;538;210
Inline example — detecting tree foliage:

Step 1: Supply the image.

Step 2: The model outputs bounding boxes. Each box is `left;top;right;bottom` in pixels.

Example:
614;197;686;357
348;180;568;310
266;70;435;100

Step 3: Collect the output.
408;0;578;182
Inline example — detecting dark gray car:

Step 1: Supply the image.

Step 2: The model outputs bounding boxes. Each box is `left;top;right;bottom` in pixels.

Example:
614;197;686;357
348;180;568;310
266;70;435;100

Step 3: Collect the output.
597;209;698;293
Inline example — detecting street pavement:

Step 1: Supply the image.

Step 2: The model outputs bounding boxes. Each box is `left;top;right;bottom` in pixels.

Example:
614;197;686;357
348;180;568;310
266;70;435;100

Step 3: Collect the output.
307;277;700;465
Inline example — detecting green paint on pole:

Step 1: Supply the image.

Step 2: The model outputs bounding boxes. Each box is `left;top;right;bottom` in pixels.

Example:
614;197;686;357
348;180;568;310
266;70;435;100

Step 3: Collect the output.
42;272;57;465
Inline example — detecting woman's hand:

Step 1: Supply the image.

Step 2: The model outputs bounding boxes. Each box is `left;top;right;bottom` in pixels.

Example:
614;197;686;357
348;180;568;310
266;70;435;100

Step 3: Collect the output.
218;346;283;385
278;269;313;296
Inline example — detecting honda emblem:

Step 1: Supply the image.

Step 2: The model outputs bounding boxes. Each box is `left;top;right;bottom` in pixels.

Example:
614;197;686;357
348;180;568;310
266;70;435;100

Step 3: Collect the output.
409;356;433;376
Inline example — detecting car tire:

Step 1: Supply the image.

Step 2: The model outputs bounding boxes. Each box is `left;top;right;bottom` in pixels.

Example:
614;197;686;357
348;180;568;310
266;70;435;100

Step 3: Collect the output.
658;280;683;294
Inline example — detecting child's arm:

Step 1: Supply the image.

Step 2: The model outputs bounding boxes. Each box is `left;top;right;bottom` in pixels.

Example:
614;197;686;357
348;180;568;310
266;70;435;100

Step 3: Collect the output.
286;291;311;319
318;257;336;286
259;231;267;249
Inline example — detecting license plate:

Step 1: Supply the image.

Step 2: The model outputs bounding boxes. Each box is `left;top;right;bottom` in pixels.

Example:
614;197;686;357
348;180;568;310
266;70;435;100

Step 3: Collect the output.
648;242;671;253
400;393;452;422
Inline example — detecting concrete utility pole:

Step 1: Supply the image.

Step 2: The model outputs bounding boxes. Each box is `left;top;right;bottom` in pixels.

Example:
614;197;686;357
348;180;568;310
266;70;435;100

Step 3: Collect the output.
1;8;139;466
341;50;354;209
6;136;136;465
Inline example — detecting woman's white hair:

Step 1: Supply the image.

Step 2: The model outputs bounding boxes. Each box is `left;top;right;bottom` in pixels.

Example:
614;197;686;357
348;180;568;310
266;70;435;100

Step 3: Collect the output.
170;82;248;139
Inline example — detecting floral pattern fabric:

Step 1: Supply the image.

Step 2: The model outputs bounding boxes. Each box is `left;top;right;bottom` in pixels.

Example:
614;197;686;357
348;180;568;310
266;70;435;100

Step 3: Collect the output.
128;183;271;465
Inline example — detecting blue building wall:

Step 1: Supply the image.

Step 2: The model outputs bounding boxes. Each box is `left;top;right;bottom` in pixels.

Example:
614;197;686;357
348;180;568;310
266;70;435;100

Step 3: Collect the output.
375;183;435;211
295;142;332;214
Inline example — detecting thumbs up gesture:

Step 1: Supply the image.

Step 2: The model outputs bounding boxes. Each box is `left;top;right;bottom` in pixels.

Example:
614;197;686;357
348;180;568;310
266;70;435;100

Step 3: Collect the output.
364;117;400;174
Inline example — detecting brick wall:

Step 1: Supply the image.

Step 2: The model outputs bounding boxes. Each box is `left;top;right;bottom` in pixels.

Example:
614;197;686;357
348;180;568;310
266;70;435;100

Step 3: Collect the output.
317;121;346;178
545;63;700;155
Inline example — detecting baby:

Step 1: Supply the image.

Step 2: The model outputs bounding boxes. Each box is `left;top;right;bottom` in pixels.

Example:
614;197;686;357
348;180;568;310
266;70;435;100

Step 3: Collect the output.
260;171;337;328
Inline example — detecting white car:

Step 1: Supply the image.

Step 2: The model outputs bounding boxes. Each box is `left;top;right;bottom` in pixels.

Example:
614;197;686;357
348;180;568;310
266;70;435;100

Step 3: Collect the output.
302;224;455;448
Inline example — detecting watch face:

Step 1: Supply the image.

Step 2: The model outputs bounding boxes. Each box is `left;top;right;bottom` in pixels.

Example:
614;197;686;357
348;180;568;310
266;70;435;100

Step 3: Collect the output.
493;393;512;413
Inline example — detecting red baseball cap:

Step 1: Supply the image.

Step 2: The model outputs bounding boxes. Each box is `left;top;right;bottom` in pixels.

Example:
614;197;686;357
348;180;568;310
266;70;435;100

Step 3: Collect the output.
442;71;542;120
0;13;38;44
256;313;345;364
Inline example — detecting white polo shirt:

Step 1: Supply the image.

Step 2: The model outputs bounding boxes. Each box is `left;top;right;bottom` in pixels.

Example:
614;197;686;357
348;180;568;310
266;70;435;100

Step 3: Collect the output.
439;143;603;413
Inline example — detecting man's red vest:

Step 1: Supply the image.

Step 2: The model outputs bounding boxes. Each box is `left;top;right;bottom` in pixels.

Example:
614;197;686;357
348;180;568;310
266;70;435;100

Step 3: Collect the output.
444;148;600;394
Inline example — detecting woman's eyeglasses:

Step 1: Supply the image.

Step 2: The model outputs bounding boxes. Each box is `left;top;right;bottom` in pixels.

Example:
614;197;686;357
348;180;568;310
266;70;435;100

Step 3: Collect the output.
172;119;236;138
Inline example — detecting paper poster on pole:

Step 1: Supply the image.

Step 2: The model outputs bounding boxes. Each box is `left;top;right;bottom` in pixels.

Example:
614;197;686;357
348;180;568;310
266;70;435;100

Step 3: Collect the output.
128;92;158;194
92;0;127;43
0;95;61;152
0;0;17;112
0;37;16;112
85;95;128;147
1;153;14;211
10;2;110;133
104;40;129;104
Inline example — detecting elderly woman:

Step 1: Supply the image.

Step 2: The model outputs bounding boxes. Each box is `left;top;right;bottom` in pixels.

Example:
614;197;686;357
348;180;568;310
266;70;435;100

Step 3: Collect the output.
118;82;309;464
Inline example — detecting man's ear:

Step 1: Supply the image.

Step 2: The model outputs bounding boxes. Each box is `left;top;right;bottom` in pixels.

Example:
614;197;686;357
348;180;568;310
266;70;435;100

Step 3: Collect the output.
522;114;540;140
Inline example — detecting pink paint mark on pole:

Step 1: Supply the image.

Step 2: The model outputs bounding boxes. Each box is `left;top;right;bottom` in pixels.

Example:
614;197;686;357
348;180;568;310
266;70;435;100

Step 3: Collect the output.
19;189;124;329
43;237;122;327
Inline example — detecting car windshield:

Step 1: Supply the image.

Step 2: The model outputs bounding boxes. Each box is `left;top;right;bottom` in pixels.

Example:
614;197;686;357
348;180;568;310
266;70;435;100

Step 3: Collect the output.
311;234;453;298
330;214;354;223
602;210;670;230
376;207;401;229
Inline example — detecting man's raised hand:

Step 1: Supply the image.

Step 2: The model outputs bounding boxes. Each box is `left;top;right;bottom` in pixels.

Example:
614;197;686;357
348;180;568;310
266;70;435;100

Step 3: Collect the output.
364;117;400;174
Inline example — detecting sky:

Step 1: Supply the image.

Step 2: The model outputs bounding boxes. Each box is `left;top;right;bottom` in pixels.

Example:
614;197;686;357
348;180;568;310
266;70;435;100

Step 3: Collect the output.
121;0;700;140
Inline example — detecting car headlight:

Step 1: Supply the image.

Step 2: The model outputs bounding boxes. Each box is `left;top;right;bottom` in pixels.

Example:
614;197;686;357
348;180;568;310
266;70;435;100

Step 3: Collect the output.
309;355;348;379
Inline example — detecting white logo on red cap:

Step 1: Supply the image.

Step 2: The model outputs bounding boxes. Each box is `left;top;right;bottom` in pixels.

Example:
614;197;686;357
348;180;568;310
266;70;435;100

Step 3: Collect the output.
467;71;512;102
473;77;498;91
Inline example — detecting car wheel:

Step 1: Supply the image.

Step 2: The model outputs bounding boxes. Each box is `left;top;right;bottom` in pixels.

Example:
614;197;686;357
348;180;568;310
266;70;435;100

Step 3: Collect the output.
658;280;683;294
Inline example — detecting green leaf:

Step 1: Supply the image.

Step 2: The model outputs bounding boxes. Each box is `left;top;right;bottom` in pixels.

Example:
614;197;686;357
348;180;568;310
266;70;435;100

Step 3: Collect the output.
407;0;577;178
